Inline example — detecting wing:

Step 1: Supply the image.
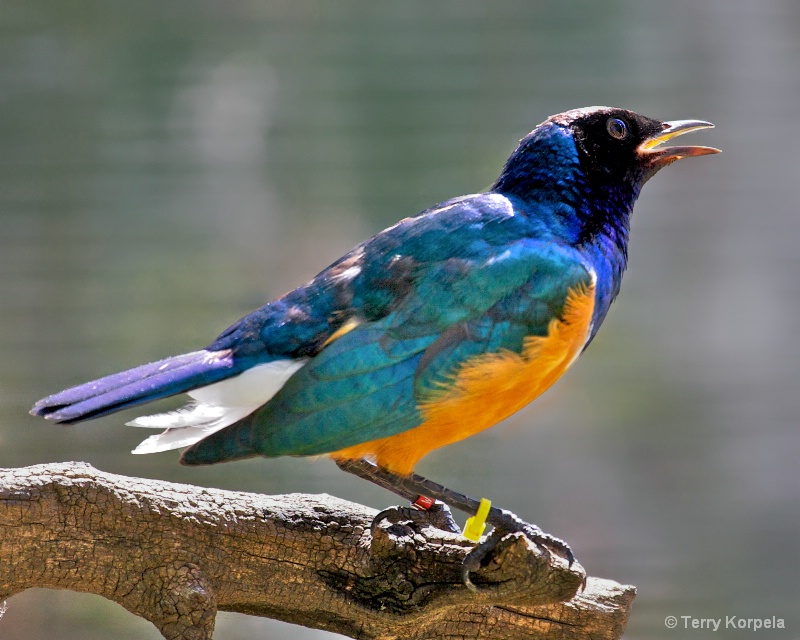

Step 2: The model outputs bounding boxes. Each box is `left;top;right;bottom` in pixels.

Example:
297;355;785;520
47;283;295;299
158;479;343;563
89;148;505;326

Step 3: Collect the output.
181;235;595;466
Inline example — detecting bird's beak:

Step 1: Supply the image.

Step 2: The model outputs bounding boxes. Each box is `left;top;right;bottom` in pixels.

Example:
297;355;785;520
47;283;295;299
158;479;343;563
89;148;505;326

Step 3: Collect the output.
639;120;720;178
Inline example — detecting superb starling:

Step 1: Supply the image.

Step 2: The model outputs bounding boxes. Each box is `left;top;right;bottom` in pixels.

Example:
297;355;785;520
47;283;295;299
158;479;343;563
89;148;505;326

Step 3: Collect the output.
32;107;719;570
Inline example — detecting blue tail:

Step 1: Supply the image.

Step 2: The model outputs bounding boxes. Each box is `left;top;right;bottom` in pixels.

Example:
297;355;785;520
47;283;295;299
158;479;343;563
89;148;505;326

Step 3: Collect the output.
31;350;240;423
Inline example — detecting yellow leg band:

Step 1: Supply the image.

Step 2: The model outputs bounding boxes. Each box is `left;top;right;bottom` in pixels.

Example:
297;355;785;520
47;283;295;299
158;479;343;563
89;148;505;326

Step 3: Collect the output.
462;497;492;542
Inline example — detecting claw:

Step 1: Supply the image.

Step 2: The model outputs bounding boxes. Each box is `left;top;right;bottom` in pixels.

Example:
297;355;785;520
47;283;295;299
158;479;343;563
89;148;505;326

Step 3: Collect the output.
461;527;506;591
370;501;461;537
490;508;575;566
460;513;576;590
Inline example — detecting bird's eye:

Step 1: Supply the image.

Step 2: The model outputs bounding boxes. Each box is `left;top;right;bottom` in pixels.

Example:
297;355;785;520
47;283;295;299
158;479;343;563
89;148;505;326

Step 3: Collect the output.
606;117;629;140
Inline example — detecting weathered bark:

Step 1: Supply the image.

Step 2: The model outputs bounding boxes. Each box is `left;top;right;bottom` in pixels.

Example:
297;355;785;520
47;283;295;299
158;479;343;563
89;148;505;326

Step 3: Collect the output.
0;462;635;639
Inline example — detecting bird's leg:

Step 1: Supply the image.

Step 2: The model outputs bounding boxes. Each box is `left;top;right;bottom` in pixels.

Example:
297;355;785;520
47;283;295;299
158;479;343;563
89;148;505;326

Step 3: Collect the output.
335;457;575;589
335;458;461;534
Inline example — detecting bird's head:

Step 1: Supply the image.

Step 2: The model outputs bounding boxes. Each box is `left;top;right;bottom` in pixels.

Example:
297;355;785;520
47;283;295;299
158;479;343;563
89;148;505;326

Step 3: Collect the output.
548;106;720;187
493;106;719;243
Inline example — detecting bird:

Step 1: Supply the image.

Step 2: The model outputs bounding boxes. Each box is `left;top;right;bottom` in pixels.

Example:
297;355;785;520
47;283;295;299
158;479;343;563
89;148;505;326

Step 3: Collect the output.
32;107;718;567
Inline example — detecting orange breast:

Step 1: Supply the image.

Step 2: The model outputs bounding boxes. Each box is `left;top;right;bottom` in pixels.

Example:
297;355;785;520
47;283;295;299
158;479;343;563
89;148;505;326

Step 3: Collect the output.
331;283;596;476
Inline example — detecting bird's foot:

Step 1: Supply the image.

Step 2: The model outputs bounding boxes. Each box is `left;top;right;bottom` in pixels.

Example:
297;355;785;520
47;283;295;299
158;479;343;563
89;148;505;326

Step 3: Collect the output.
463;508;575;591
371;500;461;538
335;458;577;590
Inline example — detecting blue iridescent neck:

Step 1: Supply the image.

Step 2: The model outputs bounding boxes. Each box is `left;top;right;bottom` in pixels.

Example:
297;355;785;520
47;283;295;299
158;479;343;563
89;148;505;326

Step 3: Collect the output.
492;123;584;211
492;122;637;253
492;122;641;320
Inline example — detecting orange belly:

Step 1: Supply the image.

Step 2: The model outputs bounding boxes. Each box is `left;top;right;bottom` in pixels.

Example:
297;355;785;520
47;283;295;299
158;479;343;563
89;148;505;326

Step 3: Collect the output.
331;283;595;476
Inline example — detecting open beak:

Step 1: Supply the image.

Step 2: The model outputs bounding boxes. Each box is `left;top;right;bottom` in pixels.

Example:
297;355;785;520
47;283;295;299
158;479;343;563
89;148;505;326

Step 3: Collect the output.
639;119;720;178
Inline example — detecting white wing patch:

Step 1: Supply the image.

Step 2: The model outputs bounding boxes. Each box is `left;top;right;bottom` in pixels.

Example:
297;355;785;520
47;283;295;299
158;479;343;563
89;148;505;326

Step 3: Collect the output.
130;358;308;454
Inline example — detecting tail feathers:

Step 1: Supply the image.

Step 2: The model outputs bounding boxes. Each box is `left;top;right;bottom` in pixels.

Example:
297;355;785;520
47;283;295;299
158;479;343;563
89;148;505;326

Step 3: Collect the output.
31;350;238;424
130;405;256;454
128;358;307;455
180;412;262;466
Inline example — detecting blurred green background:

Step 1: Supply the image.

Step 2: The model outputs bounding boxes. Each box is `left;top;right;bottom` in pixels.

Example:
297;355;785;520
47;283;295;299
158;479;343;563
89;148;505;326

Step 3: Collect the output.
1;1;798;638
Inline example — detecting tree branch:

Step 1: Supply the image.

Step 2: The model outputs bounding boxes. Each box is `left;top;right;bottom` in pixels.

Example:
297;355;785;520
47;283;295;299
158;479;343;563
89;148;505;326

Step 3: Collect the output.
0;462;635;639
